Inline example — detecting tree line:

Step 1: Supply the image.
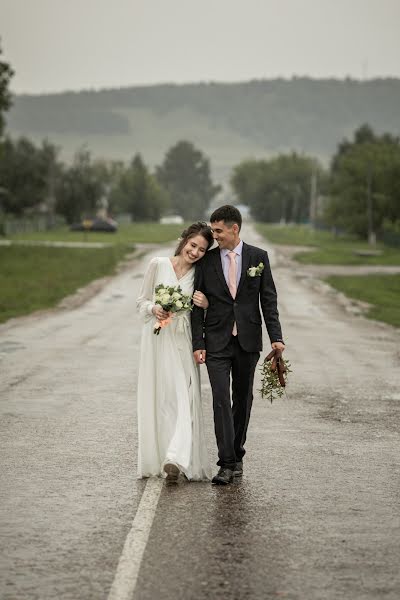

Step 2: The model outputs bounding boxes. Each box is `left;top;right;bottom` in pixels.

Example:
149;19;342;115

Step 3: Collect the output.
231;124;400;240
1;42;399;239
0;138;220;224
0;41;220;225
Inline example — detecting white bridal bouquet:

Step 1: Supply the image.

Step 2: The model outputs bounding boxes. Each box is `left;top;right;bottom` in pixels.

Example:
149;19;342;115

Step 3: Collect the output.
153;284;193;335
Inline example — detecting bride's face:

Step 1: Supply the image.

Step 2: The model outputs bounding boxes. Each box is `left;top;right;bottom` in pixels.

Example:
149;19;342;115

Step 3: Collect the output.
181;234;208;264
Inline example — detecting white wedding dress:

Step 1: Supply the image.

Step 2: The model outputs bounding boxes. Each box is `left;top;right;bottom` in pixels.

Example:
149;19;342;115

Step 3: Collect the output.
136;257;211;481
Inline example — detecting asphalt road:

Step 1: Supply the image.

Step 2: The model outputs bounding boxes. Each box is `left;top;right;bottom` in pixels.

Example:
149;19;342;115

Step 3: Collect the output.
1;223;399;600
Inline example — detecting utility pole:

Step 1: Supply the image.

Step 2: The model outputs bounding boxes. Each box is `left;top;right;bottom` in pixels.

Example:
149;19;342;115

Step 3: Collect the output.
366;162;376;245
46;164;56;230
0;186;7;236
309;169;317;228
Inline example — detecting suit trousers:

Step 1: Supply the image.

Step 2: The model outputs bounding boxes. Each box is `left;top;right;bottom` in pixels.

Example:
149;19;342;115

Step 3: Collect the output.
206;336;260;468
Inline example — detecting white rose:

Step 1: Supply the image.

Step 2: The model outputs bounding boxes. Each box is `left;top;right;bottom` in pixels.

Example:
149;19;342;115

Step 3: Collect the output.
175;300;183;309
172;292;181;300
158;288;167;295
161;293;171;304
248;267;257;277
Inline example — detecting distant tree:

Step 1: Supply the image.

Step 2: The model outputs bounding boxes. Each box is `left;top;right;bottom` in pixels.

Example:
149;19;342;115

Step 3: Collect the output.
326;125;400;238
231;160;266;207
156;141;220;220
232;153;326;223
90;158;125;214
0;136;60;215
110;154;167;221
0;40;14;138
55;147;103;224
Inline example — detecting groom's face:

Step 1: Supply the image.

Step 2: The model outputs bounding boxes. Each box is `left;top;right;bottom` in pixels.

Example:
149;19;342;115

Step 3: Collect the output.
211;220;240;250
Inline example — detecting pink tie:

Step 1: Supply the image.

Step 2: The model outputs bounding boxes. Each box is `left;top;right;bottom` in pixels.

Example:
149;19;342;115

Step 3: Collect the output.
228;251;237;336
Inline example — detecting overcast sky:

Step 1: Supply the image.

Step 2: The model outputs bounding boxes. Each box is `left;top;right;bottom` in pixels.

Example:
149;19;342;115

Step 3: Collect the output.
1;0;400;95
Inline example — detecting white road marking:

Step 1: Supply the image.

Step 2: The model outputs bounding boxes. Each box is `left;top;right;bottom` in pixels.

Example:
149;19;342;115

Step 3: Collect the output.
107;477;163;600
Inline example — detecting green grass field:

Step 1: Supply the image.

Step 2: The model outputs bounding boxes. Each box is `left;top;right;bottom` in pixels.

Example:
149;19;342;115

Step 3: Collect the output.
0;223;190;324
256;223;400;266
325;274;400;328
256;223;335;246
9;222;188;245
256;223;400;328
0;245;130;324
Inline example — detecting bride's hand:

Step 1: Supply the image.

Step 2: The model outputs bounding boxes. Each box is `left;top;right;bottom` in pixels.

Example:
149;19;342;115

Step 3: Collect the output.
152;305;170;320
193;290;209;309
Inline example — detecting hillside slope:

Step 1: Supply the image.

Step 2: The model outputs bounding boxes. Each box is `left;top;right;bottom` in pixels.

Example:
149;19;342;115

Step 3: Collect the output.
6;78;400;180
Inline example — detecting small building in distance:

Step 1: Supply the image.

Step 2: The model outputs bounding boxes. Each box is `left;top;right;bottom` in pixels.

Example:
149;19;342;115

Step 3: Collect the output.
160;215;184;225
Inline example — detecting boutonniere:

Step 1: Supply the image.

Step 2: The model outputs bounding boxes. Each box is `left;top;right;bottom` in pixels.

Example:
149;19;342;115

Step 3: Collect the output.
247;262;264;277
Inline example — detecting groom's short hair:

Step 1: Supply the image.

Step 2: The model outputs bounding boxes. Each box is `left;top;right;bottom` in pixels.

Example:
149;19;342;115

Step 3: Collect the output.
210;205;242;231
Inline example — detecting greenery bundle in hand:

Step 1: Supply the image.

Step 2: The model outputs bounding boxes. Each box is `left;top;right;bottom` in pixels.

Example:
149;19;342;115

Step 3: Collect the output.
259;349;291;403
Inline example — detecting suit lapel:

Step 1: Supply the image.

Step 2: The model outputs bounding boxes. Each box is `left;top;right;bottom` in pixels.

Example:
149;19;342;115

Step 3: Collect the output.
212;249;231;297
236;242;251;297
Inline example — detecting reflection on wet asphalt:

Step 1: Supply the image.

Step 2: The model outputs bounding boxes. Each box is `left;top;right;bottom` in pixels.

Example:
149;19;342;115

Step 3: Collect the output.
1;227;400;600
0;340;26;354
134;377;400;599
136;476;290;600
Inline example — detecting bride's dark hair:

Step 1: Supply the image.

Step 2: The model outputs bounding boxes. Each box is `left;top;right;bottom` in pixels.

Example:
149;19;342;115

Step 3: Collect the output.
175;221;214;256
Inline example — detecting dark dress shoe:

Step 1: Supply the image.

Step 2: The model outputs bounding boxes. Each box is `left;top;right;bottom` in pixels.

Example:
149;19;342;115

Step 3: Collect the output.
212;467;234;485
164;463;179;483
233;461;243;477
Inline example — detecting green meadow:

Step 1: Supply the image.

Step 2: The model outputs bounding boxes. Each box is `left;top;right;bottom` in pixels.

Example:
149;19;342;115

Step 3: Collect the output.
257;223;400;328
1;223;186;323
325;274;400;328
9;222;187;245
256;224;400;266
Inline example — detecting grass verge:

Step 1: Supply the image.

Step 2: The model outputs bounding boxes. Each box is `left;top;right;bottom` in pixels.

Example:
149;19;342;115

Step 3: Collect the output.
9;222;188;245
325;274;400;328
256;224;400;266
0;245;129;324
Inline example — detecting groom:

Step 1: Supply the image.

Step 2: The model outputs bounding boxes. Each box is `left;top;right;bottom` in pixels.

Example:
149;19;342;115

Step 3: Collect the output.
191;205;285;484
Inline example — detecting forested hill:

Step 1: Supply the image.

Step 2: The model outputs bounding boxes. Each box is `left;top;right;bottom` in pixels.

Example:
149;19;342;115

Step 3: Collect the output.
6;78;400;180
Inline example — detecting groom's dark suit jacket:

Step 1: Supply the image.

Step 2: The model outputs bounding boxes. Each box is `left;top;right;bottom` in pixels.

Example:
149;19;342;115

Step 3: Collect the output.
191;242;283;353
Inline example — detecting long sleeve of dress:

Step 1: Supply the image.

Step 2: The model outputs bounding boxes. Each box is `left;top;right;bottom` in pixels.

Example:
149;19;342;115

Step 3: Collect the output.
191;261;206;351
136;257;158;322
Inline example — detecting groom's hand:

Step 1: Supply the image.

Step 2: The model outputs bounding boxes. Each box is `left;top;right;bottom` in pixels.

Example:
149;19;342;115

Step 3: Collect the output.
194;350;206;364
271;342;285;352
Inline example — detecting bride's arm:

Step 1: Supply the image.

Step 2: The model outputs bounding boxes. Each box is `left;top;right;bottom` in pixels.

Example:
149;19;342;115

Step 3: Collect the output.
136;257;158;322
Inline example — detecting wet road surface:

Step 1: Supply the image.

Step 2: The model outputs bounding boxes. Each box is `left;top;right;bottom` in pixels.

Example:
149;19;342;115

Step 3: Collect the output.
1;224;399;599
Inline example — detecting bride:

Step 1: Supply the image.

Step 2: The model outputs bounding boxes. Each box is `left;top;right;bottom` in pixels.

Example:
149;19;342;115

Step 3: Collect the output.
136;222;214;482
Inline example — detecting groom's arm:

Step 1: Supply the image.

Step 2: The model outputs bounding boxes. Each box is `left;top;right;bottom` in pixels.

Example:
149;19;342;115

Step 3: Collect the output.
259;251;284;345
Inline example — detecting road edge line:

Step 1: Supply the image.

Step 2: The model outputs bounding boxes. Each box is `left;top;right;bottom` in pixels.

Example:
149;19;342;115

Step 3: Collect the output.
107;477;163;600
